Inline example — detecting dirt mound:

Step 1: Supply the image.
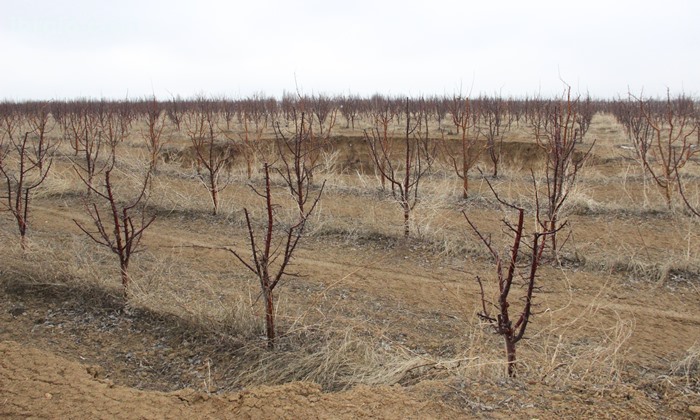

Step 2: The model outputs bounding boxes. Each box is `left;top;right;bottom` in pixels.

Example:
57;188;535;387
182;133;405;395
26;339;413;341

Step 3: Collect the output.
325;135;371;173
0;340;451;419
161;142;243;172
497;141;546;170
327;135;552;174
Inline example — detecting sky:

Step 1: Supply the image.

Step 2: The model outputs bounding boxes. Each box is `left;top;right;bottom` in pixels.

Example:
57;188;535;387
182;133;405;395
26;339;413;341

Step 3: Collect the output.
1;0;698;100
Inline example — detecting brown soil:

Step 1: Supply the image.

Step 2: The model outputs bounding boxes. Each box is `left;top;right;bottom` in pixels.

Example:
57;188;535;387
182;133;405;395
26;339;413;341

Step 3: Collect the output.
1;338;451;419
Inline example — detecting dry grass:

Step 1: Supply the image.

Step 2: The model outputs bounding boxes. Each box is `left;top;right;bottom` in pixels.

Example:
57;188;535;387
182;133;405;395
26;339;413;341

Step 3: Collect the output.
668;342;700;391
0;228;647;394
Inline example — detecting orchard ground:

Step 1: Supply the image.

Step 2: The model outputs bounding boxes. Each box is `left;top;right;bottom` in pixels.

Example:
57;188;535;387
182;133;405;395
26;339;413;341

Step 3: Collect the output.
1;111;699;418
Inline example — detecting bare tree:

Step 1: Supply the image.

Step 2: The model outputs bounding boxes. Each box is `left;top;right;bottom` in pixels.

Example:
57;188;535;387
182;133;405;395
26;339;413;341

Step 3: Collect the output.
365;98;429;237
74;144;155;299
229;101;327;348
276;93;333;185
411;97;438;171
99;103;130;154
183;100;233;215
445;95;483;199
611;94;658;205
235;95;271;178
66;102;91;156
310;94;338;139
220;98;236;131
141;97;168;175
229;162;323;349
237;109;261;180
68;105;105;194
368;95;397;189
25;102;54;172
274;110;320;216
340;94;360;130
532;89;594;258
635;91;698;208
431;95;449;131
465;179;559;377
614;93;654;163
479;96;511;178
0;106;56;249
576;94;594;139
165;96;183;131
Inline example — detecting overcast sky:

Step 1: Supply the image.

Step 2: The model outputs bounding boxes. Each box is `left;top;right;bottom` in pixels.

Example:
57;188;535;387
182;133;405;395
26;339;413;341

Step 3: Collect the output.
1;0;698;100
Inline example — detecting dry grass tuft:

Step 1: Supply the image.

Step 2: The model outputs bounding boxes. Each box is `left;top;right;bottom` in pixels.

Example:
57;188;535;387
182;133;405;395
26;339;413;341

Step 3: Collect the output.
603;257;700;286
226;325;430;391
668;342;700;392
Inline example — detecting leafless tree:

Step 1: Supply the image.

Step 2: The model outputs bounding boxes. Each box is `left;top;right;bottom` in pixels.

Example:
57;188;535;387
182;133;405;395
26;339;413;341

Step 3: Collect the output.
239;95;272;168
66;102;91;156
614;93;654;163
365;98;429;237
229;162;323;349
576;94;594;139
0;106;57;249
25;102;54;171
532;89;595;258
274;108;328;215
68;105;105;194
611;94;660;205
413;98;439;171
310;94;338;139
431;95;449;131
166;96;183;131
368;95;397;190
465;179;559;377
479;96;511;178
280;92;296;122
340;94;361;130
445;95;483;199
183;100;233;215
635;91;698;208
74;143;155;299
221;98;236;131
98;102;130;150
276;94;333;187
141;97;168;175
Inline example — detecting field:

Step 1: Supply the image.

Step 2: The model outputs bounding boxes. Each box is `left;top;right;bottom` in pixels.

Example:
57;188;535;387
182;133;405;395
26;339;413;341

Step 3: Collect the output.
1;103;700;418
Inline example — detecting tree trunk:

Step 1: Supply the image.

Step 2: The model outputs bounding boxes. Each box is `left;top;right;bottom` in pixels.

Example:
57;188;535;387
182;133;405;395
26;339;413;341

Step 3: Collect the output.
120;264;130;299
264;288;275;349
403;202;410;237
549;218;558;260
505;336;517;377
210;177;219;216
19;232;27;251
16;212;28;251
663;182;672;209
